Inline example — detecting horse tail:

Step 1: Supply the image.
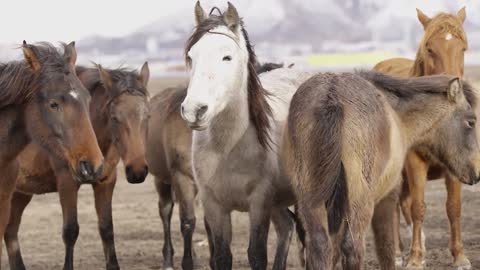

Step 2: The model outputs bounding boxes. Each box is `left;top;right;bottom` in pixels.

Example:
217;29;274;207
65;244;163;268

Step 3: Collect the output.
289;83;348;234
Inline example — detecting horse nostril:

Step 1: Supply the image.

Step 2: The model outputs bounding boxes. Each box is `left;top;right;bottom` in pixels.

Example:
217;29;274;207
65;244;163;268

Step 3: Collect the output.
79;160;94;177
181;104;185;115
196;105;208;120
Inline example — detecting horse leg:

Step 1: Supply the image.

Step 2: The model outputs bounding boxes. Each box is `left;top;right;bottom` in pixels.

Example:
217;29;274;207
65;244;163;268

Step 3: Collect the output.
154;177;174;270
270;208;294;270
93;173;119;270
204;217;215;270
394;177;412;266
57;171;80;270
445;175;470;270
247;204;270;270
372;189;399;270
340;202;373;270
404;152;428;269
173;172;197;270
297;203;332;269
0;160;19;270
292;205;306;268
203;198;232;270
4;192;32;270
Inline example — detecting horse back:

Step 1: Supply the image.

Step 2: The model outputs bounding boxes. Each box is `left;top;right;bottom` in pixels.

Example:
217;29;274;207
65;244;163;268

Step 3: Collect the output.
373;58;414;78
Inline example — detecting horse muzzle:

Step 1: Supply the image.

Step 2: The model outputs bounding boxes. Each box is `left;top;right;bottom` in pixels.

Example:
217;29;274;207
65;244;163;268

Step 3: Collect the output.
75;159;105;184
125;164;148;184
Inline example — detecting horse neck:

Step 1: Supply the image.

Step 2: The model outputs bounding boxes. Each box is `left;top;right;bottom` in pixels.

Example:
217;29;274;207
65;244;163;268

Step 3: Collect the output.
390;94;451;147
89;86;111;148
205;71;250;151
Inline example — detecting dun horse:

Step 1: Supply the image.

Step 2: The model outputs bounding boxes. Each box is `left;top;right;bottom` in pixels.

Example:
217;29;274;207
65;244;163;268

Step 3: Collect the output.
4;64;150;270
0;42;104;270
179;2;316;269
284;71;480;269
146;62;284;270
374;8;470;269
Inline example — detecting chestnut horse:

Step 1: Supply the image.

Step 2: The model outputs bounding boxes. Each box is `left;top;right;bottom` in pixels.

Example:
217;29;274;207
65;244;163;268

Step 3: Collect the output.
146;62;284;270
284;71;480;269
0;42;104;270
4;64;150;270
374;8;470;269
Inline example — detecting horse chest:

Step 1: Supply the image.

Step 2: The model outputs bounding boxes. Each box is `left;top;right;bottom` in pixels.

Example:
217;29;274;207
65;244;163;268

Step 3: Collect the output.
193;130;274;211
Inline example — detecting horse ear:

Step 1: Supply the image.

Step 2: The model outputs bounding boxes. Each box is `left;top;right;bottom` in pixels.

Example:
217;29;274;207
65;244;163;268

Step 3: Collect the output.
64;41;77;67
416;8;431;29
447;77;463;103
457;7;466;24
22;41;41;72
139;61;150;88
194;1;206;26
96;64;112;90
224;2;240;31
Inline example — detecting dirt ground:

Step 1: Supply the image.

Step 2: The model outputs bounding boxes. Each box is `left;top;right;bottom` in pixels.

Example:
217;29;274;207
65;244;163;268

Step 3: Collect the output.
2;72;480;270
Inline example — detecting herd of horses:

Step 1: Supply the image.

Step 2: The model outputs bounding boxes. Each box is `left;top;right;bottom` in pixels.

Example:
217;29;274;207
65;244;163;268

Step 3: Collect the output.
0;1;477;270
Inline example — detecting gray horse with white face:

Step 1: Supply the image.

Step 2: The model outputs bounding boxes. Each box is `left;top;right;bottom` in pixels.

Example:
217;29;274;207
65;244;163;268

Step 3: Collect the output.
180;2;314;270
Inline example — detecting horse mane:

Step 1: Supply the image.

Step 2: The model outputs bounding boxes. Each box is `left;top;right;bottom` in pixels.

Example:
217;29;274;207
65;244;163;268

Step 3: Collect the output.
76;66;149;99
358;70;476;108
0;42;70;109
411;12;468;77
184;10;273;149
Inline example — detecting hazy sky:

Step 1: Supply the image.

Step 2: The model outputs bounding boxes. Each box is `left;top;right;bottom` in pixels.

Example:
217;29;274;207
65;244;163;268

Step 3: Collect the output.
1;0;478;46
0;1;189;44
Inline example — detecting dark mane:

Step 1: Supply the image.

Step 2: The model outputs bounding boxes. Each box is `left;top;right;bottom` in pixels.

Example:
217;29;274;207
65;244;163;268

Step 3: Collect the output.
76;66;149;99
0;42;70;109
357;70;476;108
184;11;273;149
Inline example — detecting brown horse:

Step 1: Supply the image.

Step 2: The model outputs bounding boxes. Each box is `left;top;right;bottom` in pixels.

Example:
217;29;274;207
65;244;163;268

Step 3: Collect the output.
373;7;469;269
0;42;104;270
4;64;150;270
146;61;286;270
284;71;480;269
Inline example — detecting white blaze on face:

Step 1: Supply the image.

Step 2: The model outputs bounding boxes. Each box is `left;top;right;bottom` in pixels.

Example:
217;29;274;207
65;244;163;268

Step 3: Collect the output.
446;33;453;41
69;90;79;99
182;25;249;126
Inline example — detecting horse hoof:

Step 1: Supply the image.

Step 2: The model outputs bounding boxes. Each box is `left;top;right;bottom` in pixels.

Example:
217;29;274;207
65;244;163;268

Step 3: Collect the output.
454;259;471;270
404;259;425;270
454;255;471;270
395;256;404;267
164;268;174;270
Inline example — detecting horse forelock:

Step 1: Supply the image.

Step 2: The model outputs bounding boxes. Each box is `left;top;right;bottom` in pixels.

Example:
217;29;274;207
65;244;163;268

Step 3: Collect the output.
184;11;273;150
412;13;467;77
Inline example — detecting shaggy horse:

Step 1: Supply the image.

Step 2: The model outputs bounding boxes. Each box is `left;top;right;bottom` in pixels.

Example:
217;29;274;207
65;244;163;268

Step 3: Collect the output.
179;2;315;269
4;64;149;270
0;42;104;270
374;8;470;269
284;71;479;269
146;61;285;270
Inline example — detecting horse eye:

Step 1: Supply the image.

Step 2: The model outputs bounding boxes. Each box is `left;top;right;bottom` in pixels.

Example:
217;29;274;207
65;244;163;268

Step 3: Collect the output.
427;48;434;55
466;119;476;129
223;55;232;61
49;100;60;111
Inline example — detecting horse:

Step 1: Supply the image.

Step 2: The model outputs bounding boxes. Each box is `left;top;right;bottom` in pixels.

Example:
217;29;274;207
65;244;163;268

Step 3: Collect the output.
284;71;480;270
146;61;285;270
179;2;316;269
0;42;104;270
4;64;150;270
373;7;470;269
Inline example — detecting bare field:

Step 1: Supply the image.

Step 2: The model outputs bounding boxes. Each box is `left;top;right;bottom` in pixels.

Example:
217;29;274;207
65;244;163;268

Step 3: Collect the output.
2;69;480;270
